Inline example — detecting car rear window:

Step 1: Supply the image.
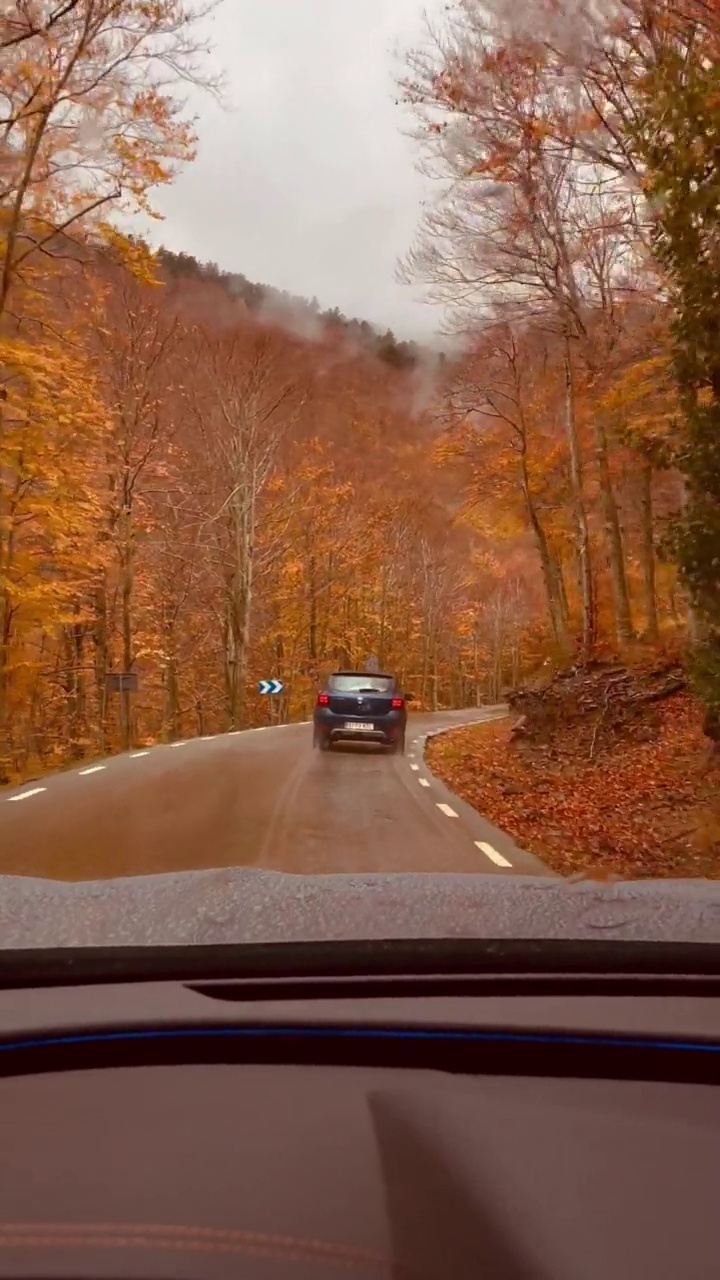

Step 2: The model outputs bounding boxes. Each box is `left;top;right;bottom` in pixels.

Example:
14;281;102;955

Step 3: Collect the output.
328;674;395;693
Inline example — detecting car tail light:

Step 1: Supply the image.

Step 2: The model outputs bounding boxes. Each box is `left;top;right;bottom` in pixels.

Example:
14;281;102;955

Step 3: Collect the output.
317;692;329;705
391;697;404;708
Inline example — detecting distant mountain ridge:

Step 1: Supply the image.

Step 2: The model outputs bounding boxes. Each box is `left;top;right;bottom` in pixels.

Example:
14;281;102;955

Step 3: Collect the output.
157;247;445;372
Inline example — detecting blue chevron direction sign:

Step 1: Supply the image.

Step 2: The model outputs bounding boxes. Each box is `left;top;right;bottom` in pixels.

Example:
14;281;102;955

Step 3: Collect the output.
258;679;284;695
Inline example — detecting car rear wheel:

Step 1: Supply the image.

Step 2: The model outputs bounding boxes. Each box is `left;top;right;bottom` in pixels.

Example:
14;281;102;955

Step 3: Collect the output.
390;734;405;755
317;734;331;752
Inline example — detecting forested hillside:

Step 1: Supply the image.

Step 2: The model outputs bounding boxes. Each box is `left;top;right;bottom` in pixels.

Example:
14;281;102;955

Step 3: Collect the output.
2;0;720;792
1;234;513;782
399;1;687;665
403;0;720;874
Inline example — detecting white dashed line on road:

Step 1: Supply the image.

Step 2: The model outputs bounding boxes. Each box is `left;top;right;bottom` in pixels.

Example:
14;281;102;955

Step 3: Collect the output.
410;763;419;771
475;840;512;868
418;778;430;788
171;741;190;748
129;750;150;758
5;787;46;802
199;735;215;741
78;765;106;775
436;803;458;818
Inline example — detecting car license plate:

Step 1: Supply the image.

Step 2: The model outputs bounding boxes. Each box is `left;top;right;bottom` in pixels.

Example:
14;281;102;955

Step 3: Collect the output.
344;721;374;731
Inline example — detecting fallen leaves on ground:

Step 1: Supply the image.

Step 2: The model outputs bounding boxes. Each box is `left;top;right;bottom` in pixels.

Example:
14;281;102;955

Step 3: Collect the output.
427;692;720;878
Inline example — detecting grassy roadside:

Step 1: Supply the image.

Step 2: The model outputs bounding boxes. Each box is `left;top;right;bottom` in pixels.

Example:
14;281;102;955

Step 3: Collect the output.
426;686;720;879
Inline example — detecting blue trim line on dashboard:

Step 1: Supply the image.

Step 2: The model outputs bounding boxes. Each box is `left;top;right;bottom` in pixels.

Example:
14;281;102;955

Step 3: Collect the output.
0;1026;719;1053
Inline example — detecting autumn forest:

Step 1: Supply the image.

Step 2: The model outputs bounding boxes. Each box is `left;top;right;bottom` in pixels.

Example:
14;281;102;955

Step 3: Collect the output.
2;0;720;798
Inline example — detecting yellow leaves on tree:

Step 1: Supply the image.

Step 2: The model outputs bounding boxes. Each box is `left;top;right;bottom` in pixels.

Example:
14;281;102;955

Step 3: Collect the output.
595;353;678;453
0;334;108;771
0;0;216;316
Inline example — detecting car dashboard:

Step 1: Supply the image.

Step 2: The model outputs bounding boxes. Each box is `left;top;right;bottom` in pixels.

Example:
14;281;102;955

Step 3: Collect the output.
1;946;719;1280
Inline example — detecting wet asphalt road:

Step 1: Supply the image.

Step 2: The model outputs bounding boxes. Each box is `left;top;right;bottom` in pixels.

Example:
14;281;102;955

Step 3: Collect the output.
0;709;551;881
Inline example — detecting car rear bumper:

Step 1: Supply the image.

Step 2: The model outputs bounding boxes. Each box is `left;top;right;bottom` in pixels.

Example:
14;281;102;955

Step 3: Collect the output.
314;708;405;745
328;729;398;744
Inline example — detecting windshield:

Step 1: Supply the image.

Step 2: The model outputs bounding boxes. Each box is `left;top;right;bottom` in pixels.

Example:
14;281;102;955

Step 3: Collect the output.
1;0;719;957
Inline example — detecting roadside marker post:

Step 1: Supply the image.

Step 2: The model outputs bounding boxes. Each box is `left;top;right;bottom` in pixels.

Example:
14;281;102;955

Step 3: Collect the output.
257;679;284;695
106;671;138;750
257;678;285;726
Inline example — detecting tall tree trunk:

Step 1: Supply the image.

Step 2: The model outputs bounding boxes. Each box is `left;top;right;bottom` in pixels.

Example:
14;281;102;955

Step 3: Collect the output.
679;475;705;641
224;489;254;729
119;499;133;751
0;589;13;780
549;548;570;627
668;576;679;624
320;549;333;659
595;418;633;644
93;576;110;754
308;550;318;661
420;631;430;706
27;634;48;769
431;643;439;711
163;656;181;741
63;617;86;758
521;459;570;654
564;340;596;658
473;630;482;707
637;460;659;643
0;484;20;774
490;607;503;701
378;562;388;669
511;637;521;687
274;633;285;725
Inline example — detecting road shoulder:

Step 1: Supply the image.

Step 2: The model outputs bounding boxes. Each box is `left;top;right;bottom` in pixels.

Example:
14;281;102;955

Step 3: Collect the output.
425;692;720;880
421;719;557;878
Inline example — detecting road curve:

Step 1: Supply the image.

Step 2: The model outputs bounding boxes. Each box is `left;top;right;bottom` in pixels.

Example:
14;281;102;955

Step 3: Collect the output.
0;709;551;881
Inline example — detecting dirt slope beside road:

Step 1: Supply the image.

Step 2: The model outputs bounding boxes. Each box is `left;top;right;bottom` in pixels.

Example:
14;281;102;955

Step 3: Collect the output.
427;662;720;880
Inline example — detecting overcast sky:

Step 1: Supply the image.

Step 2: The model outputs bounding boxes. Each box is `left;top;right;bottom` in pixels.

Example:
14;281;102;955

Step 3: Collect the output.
151;0;446;340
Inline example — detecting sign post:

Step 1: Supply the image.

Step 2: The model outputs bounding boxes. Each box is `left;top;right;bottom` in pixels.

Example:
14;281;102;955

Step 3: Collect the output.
257;678;285;726
257;679;284;696
106;671;138;750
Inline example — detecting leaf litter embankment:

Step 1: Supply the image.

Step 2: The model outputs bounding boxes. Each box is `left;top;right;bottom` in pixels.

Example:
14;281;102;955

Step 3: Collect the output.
428;662;720;879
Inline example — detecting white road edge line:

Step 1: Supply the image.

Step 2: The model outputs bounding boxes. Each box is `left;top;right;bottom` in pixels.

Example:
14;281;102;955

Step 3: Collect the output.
171;741;190;748
129;750;150;758
418;778;431;788
475;840;513;868
5;787;46;802
78;765;106;775
436;803;458;818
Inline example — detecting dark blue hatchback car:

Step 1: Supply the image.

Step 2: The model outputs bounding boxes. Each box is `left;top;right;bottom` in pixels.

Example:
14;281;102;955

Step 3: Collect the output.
312;670;409;753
